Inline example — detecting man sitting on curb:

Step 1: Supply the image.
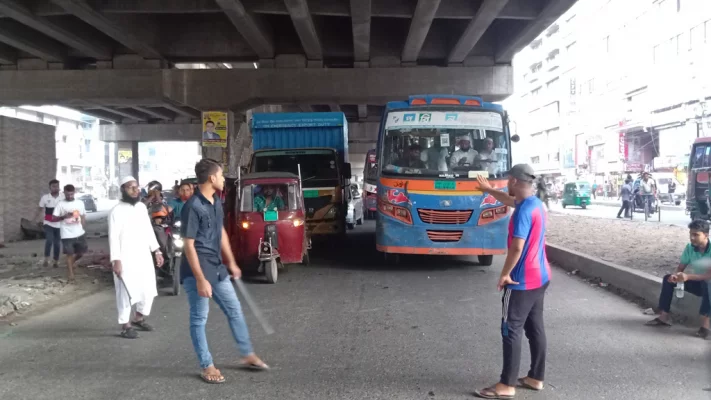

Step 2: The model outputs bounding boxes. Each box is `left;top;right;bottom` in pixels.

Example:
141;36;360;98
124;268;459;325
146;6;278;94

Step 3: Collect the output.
646;219;711;339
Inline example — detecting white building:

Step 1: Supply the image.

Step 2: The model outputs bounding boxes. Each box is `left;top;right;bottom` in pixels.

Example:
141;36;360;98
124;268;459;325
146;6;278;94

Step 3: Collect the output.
508;0;711;183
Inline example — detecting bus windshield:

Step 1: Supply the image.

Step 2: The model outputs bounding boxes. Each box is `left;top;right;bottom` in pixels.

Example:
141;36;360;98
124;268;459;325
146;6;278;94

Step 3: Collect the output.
380;110;510;179
251;149;339;188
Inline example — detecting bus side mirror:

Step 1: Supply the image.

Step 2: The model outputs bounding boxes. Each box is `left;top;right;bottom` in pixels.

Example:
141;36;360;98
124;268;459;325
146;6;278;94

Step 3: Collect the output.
511;134;520;143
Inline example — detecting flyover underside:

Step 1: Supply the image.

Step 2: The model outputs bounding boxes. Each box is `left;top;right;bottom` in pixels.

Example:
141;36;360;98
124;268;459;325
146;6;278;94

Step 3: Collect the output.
0;66;513;111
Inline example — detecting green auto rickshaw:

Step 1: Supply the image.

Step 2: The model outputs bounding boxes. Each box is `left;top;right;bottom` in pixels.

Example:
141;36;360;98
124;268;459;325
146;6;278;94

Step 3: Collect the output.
561;181;591;209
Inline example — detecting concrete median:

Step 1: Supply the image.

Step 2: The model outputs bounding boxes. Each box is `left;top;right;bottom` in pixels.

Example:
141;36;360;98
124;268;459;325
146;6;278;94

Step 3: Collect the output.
546;244;703;319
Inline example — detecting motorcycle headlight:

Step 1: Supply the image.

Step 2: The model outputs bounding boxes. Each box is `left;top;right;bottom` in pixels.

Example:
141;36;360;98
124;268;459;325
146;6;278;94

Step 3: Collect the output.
172;233;180;240
174;238;183;248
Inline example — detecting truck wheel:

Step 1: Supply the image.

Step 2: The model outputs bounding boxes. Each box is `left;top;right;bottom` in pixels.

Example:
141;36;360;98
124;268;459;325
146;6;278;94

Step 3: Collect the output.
478;255;493;266
171;258;181;296
264;259;278;284
302;250;311;266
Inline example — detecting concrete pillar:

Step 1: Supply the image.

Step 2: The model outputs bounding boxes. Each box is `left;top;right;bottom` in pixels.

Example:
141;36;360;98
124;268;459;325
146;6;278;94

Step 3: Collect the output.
117;141;139;184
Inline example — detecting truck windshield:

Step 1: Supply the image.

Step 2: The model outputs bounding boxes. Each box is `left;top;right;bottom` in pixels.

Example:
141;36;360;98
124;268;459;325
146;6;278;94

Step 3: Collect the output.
252;150;339;188
380;110;510;179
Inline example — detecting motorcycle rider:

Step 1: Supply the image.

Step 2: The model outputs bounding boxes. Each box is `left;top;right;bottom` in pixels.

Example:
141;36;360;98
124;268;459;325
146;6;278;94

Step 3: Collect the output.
143;181;173;255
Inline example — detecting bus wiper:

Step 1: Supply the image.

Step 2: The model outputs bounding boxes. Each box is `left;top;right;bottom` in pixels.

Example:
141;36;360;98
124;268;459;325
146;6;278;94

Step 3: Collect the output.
302;176;317;181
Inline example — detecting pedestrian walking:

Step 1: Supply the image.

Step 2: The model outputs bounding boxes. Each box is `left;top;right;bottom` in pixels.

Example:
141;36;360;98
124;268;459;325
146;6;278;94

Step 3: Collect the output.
591;182;598;199
109;176;164;339
36;179;62;267
181;158;268;384
475;164;552;399
51;185;87;282
617;178;633;218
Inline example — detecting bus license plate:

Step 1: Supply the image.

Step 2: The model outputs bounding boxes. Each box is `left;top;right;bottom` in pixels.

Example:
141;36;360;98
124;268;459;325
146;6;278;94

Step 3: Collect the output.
303;190;319;198
434;181;456;190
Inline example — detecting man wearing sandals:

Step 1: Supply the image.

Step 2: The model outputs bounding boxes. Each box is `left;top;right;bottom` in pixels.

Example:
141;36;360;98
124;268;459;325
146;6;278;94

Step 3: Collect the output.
646;219;711;339
181;159;268;384
475;165;551;399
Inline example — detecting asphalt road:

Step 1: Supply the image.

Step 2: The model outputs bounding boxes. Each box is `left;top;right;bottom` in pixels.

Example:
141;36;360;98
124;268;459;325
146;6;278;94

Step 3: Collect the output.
0;223;709;400
549;201;691;228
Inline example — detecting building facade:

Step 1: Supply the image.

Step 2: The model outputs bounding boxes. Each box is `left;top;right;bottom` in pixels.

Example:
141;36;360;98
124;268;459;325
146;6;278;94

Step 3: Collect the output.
508;0;711;184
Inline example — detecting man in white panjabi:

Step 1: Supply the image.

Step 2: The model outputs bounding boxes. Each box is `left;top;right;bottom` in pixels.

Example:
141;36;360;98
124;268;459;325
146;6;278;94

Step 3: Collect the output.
109;176;164;339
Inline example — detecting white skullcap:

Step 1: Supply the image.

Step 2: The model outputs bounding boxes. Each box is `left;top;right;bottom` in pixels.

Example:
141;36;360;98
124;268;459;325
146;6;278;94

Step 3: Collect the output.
120;176;137;186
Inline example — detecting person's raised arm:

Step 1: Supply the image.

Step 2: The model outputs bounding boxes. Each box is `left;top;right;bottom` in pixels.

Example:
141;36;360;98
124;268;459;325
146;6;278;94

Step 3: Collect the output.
476;175;515;208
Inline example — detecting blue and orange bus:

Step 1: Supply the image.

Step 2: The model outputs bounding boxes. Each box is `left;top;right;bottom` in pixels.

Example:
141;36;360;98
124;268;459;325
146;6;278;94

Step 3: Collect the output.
375;95;518;265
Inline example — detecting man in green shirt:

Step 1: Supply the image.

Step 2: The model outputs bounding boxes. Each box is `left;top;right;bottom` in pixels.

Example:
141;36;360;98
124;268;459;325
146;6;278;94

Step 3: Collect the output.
253;185;285;212
646;219;711;339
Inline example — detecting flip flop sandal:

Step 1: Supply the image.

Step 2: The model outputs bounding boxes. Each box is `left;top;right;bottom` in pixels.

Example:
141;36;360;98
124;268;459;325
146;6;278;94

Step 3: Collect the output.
132;320;154;332
120;327;139;339
517;378;543;391
200;372;226;384
238;361;270;371
645;317;672;327
473;387;514;399
696;327;710;339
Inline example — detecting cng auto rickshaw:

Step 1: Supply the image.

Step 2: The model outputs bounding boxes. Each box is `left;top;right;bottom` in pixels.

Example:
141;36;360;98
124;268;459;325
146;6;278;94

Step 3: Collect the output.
231;172;310;284
561;181;591;209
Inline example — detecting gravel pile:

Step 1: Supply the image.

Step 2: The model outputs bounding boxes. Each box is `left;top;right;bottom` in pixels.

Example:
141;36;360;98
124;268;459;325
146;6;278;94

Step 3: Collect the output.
547;213;688;278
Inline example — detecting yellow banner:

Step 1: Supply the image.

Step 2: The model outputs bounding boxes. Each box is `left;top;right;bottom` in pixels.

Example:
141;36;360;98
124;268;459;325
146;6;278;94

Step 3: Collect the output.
201;111;228;148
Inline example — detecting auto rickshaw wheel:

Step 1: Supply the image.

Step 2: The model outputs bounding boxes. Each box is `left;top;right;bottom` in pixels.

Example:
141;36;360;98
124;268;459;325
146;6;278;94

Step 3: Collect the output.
302;250;311;266
478;255;493;266
581;203;587;209
264;259;278;284
562;203;566;208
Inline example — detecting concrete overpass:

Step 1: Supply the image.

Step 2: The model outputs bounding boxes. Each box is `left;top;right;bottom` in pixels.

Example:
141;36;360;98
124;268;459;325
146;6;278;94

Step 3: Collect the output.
0;0;577;176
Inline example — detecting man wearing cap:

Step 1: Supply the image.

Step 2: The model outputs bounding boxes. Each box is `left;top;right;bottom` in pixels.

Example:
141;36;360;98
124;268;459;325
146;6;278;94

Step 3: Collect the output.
109;176;164;339
474;164;552;399
395;144;427;169
450;135;479;169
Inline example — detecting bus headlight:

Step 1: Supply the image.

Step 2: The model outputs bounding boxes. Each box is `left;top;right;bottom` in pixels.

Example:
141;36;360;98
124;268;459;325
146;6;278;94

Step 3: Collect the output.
378;201;412;225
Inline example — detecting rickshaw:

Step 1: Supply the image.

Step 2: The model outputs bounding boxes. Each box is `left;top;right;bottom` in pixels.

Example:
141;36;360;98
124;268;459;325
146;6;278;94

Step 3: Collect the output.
231;171;310;284
561;181;591;209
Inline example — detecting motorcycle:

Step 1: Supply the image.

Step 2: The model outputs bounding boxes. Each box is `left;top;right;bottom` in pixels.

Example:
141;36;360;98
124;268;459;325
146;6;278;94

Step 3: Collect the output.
148;202;182;295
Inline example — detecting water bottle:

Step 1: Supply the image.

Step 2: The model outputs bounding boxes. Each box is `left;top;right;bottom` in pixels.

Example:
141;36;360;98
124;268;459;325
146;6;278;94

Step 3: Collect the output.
675;281;685;299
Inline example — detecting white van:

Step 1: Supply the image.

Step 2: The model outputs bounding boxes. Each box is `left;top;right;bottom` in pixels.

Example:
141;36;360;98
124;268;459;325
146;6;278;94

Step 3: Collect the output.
654;172;685;205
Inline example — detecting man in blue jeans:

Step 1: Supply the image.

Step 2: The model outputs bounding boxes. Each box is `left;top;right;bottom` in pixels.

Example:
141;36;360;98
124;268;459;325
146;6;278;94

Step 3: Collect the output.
181;158;268;384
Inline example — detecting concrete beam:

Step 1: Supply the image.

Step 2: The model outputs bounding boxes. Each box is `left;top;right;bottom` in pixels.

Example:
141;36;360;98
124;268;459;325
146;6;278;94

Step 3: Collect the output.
401;0;441;63
495;0;577;63
33;0;538;20
0;0;111;59
214;0;274;59
75;108;121;123
87;106;148;121
349;0;371;62
50;0;163;60
160;103;200;118
328;103;341;112
0;21;66;62
357;104;367;121
284;0;322;61
0;42;16;64
100;122;201;142
0;66;513;112
448;0;510;64
298;103;313;112
132;106;172;120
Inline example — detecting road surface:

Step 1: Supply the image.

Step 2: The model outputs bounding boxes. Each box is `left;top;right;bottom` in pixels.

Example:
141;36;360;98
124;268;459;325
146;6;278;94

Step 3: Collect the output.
549;201;690;228
0;223;709;400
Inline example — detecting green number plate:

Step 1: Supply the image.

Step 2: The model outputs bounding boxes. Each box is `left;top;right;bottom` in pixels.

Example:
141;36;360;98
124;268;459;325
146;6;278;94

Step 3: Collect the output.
303;190;319;198
434;181;456;190
264;210;278;222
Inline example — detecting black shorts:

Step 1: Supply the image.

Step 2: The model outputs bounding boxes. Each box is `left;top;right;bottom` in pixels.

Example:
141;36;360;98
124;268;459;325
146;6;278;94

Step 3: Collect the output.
62;235;88;255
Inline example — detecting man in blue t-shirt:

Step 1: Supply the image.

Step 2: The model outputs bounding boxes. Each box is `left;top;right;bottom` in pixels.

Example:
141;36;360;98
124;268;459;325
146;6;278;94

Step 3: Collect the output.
475;164;551;399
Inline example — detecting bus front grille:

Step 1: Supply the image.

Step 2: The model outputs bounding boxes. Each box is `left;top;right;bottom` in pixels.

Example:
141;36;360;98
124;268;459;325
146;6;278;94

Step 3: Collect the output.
418;209;472;224
426;230;463;242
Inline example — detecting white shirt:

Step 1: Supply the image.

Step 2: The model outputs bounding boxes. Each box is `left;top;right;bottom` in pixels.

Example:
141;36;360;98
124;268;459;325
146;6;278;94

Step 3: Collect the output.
421;147;449;171
449;149;479;169
39;193;62;228
476;150;499;175
109;201;160;305
52;199;86;239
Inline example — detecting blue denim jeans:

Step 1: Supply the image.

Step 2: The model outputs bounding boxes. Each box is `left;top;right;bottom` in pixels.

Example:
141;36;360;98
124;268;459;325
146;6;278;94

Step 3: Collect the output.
183;277;254;369
659;274;710;316
43;225;61;261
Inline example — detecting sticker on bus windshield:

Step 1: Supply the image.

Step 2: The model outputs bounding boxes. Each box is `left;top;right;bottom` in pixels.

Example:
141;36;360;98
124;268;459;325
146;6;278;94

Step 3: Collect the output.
467;171;490;179
439;133;450;147
434;181;456;190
